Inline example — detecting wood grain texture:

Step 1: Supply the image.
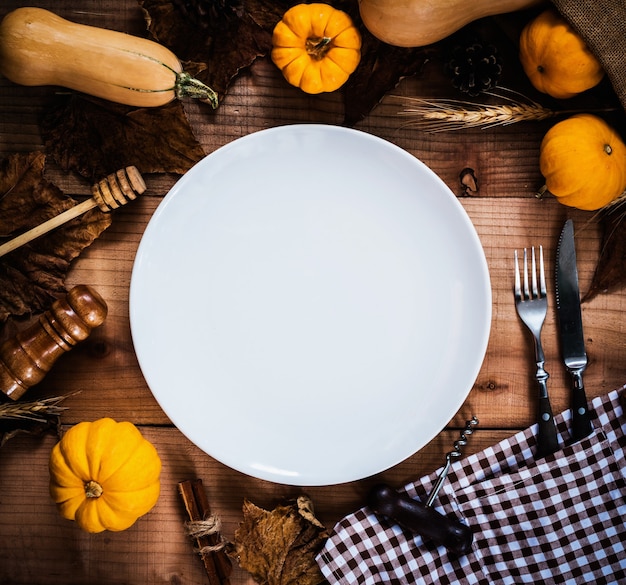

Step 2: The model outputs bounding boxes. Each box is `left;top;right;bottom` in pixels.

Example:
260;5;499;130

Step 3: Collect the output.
0;427;508;585
1;0;625;583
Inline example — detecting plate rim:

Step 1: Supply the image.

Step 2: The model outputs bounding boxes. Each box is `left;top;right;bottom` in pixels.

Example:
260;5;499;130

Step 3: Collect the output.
129;124;492;485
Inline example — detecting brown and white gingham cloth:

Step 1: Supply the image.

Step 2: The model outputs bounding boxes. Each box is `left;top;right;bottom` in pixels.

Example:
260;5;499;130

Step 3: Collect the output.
317;388;626;584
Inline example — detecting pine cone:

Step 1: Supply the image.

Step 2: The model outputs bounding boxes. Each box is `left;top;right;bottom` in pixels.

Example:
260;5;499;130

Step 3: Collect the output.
445;42;502;97
172;0;243;30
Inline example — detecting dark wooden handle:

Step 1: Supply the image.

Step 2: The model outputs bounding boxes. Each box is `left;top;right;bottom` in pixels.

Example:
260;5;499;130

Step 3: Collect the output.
368;484;473;556
570;372;593;441
536;394;559;458
0;285;108;400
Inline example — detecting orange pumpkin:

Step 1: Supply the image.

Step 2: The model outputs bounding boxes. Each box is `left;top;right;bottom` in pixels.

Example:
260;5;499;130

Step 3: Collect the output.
539;114;626;210
519;9;604;99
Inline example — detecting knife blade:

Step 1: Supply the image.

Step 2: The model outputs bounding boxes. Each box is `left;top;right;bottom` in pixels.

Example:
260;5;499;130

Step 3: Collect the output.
555;219;593;441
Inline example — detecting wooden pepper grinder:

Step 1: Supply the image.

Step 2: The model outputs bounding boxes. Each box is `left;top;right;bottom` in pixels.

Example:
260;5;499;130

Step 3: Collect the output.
0;285;108;400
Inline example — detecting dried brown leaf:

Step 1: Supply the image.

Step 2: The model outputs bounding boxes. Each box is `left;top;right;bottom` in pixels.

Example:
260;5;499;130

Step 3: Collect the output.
0;395;67;448
0;414;61;448
585;207;626;300
0;152;111;322
140;0;432;126
41;94;206;181
140;0;282;99
342;31;433;126
231;496;328;585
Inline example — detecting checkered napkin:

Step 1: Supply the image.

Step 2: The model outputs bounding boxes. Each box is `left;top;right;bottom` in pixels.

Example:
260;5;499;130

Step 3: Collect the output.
317;388;626;584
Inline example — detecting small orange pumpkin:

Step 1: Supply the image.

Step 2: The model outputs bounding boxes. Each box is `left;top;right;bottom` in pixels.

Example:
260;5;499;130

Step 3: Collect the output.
271;3;361;94
539;114;626;210
519;9;604;99
49;418;161;533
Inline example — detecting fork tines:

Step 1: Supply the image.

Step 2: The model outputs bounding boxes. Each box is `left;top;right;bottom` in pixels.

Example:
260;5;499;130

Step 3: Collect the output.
514;246;546;301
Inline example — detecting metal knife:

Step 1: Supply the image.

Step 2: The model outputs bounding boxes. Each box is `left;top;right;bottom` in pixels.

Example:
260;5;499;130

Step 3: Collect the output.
555;219;593;441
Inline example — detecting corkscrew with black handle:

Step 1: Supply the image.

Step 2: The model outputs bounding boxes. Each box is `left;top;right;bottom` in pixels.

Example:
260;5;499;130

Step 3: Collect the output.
368;416;478;556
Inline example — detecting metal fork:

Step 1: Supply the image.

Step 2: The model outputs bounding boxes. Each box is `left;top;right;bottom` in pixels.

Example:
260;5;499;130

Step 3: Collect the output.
514;246;559;458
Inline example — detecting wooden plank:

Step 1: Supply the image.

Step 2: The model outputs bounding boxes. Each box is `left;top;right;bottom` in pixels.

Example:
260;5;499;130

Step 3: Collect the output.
1;0;625;583
0;426;513;585
11;194;622;428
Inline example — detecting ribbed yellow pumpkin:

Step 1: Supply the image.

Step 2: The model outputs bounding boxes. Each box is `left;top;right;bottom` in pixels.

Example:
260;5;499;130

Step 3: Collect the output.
539;114;626;210
49;418;161;533
271;3;361;94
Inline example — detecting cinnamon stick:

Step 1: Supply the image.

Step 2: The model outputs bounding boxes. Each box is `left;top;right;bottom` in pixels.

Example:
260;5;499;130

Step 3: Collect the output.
178;479;232;585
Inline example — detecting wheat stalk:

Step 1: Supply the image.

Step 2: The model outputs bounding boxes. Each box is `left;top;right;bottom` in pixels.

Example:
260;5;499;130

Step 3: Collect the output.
393;93;557;132
0;395;69;422
392;89;619;132
602;188;626;212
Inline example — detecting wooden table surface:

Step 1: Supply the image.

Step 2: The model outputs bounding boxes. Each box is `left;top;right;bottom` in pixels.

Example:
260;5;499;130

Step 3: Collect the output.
1;1;625;583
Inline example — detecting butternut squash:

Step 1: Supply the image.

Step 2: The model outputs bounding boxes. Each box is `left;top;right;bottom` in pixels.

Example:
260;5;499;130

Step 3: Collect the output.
358;0;542;48
0;7;218;108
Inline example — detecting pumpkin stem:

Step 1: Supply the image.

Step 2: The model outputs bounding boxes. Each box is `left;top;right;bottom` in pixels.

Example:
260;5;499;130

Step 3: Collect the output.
84;480;103;499
175;72;219;109
536;184;550;200
306;36;333;60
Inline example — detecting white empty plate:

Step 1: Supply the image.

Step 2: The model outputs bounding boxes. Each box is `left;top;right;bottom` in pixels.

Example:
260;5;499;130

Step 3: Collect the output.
130;124;491;486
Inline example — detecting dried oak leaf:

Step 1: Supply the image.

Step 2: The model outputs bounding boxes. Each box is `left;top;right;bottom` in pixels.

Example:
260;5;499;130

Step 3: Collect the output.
231;496;328;585
585;208;626;300
0;152;111;322
140;0;432;125
41;93;206;181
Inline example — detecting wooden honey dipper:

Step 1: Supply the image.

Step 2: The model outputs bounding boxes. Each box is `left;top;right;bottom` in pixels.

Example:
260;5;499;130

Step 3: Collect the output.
0;284;108;401
0;166;146;258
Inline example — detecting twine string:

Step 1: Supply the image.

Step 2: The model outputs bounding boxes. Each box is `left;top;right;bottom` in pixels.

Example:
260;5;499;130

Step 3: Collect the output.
185;515;226;553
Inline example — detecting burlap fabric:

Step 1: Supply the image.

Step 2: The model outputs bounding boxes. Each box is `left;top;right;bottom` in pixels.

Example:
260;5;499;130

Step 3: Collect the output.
550;0;626;113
